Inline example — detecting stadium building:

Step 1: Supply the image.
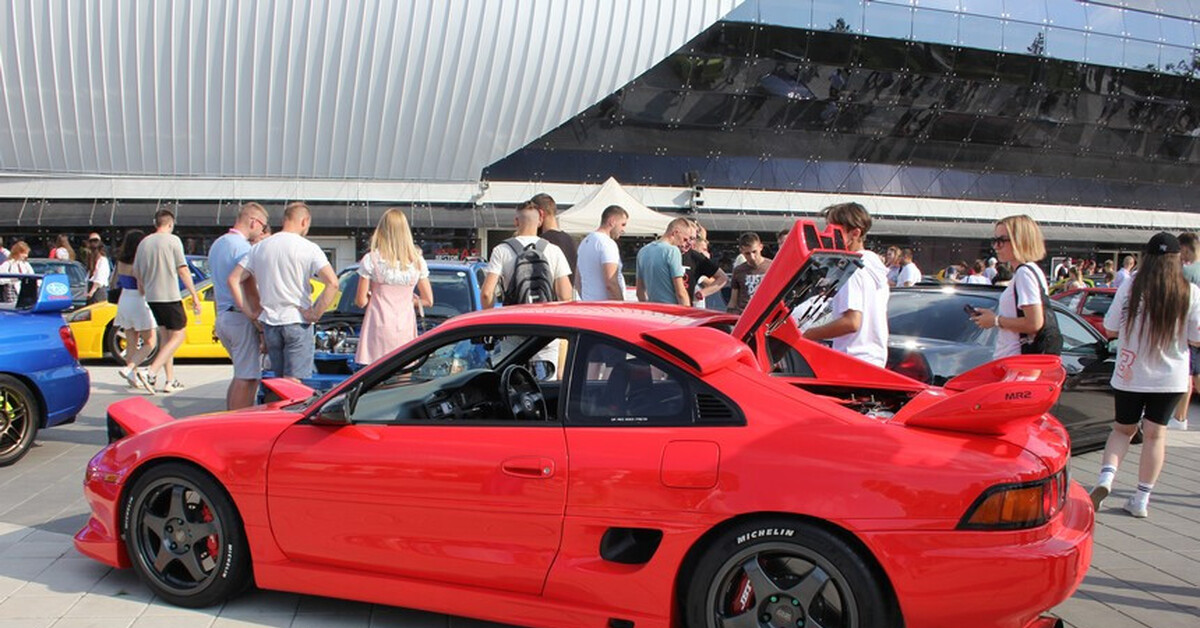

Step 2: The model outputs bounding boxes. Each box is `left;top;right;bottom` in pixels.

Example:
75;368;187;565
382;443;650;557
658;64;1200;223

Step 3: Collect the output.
2;0;1199;268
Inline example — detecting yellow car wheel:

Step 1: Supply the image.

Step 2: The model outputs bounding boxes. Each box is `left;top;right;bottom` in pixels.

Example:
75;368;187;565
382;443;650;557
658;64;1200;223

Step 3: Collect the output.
105;324;157;367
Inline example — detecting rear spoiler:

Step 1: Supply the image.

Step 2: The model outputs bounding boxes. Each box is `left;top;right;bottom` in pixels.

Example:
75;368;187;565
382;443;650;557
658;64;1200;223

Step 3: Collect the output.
106;397;174;442
0;273;72;313
897;356;1065;436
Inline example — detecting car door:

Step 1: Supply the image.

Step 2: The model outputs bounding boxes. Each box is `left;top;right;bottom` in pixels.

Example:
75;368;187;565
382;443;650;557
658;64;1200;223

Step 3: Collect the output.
182;283;217;348
265;331;568;595
1052;308;1114;452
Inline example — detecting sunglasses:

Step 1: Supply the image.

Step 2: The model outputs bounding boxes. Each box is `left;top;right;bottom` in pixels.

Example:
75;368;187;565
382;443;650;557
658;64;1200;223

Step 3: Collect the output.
991;236;1011;246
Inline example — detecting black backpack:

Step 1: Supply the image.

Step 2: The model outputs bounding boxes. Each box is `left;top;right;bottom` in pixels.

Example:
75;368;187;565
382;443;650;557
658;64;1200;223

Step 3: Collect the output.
502;238;555;304
1014;263;1063;356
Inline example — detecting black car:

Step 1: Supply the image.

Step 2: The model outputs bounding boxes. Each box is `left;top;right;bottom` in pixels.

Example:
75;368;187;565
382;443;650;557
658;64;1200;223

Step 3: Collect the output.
886;285;1116;454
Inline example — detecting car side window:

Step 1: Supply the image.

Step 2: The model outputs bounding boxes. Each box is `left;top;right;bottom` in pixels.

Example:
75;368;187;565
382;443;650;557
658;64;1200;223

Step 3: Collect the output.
568;337;690;426
1055;311;1100;352
1059;293;1083;312
1080;293;1114;318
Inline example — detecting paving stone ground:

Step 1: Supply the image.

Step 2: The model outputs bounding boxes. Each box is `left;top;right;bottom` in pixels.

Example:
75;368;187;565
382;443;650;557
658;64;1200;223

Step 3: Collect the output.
1;362;1197;627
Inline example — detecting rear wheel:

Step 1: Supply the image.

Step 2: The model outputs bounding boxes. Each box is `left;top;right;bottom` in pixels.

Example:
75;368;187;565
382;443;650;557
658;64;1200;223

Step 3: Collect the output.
684;519;897;628
0;375;39;467
123;463;251;607
106;324;157;366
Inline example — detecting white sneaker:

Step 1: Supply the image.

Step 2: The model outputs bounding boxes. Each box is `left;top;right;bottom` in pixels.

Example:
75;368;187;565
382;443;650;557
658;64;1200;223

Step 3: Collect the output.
1167;417;1188;431
133;370;156;395
1089;484;1110;511
161;380;185;394
118;367;137;388
1123;495;1149;519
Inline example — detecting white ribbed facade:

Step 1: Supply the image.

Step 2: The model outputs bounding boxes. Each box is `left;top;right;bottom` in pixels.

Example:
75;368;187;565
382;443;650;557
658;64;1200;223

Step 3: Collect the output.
0;0;739;181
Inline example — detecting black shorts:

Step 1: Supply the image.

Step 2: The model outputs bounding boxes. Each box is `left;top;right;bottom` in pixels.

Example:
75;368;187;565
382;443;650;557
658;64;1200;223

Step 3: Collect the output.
1113;390;1184;426
1190;345;1200;377
148;301;187;331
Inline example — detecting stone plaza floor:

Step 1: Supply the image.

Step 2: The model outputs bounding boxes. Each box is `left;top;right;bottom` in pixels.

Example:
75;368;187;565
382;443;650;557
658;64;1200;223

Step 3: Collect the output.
0;362;1197;627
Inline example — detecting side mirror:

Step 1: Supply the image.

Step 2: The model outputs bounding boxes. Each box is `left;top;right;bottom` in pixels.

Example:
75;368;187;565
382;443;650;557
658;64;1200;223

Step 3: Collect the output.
312;393;351;426
529;360;556;381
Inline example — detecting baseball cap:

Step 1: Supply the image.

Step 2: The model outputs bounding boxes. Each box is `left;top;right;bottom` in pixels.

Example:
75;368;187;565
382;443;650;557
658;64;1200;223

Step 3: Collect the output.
1145;231;1181;255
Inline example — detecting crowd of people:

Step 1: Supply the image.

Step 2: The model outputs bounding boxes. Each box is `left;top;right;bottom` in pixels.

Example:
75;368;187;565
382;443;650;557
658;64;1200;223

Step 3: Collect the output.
6;195;1197;521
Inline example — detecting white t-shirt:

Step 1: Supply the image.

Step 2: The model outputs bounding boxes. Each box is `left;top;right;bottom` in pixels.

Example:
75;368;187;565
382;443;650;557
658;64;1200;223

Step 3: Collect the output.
963;274;990;285
486;235;571;299
1113;267;1133;288
897;262;921;287
575;231;624;301
1104;280;1200;393
358;252;428;286
830;250;890;367
983;266;997;282
90;254;111;287
240;232;331;326
994;262;1049;359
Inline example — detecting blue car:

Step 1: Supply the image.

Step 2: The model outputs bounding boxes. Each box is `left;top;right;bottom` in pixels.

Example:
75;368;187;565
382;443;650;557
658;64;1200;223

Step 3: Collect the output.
0;273;91;466
263;260;491;394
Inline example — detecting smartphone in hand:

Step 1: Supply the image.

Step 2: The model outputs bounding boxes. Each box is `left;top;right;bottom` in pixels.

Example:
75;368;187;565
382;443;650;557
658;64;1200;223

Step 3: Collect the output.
963;304;981;317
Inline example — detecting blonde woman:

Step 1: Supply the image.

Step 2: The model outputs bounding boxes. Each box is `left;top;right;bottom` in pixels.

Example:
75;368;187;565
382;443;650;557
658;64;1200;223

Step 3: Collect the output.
354;208;434;365
970;214;1053;357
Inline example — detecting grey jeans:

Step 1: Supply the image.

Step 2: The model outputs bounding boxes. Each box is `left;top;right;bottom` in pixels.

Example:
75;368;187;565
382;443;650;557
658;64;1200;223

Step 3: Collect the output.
263;323;314;380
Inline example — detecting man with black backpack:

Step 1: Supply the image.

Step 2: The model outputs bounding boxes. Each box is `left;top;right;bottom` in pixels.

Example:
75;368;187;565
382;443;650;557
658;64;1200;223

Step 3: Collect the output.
481;201;573;308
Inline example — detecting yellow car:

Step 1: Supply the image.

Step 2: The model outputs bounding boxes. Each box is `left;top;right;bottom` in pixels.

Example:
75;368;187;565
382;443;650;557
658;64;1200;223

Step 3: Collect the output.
66;279;330;364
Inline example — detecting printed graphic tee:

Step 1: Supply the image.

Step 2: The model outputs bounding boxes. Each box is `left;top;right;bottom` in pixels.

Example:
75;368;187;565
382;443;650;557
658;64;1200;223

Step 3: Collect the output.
1104;280;1200;393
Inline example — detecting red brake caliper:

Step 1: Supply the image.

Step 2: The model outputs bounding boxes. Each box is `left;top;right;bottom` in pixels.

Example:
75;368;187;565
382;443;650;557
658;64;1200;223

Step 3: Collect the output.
731;573;755;615
201;504;219;558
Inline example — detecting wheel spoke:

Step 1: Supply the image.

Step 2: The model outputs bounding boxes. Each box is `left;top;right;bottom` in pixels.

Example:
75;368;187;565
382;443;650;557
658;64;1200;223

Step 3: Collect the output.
166;486;187;522
178;549;210;582
142;513;167;534
152;545;175;572
189;521;217;539
717;609;761;628
740;555;783;598
784;564;832;611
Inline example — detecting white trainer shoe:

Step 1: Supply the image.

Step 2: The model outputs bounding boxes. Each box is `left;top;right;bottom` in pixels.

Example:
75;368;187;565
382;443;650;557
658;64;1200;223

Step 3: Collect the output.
1167;417;1188;431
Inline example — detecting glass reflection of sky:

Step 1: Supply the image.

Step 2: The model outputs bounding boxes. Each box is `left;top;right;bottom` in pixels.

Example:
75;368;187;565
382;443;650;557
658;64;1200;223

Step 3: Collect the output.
725;0;1200;76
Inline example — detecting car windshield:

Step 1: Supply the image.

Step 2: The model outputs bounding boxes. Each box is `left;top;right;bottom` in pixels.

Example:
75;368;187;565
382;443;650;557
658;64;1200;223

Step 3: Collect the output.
29;261;86;285
334;267;473;318
1081;292;1114;317
188;257;211;278
888;290;997;344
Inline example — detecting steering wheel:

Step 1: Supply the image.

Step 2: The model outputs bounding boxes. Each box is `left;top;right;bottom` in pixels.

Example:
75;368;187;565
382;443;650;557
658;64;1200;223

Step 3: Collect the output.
500;364;547;421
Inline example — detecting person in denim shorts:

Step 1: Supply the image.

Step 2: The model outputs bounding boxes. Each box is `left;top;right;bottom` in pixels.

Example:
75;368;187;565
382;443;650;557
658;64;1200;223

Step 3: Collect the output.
228;202;338;382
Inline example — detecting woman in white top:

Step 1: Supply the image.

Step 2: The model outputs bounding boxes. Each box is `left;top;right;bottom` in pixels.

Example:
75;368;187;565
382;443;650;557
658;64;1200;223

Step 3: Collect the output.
0;241;34;304
51;234;75;261
354;209;434;365
112;230;158;388
970;214;1051;358
1090;232;1200;518
86;240;112;305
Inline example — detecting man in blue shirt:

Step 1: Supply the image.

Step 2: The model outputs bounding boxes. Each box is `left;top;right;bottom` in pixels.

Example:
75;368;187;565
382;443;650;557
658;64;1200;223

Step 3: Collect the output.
635;217;696;305
208;202;269;409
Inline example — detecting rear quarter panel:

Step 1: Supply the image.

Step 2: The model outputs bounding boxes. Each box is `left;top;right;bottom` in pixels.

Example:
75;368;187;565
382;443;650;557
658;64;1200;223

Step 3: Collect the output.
0;311;88;426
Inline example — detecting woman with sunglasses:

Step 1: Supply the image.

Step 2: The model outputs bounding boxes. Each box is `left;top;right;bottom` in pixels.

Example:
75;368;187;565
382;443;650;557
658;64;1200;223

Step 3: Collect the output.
969;214;1051;358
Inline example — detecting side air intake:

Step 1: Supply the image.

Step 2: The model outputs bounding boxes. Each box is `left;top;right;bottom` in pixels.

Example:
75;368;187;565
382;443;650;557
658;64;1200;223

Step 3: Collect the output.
695;393;739;424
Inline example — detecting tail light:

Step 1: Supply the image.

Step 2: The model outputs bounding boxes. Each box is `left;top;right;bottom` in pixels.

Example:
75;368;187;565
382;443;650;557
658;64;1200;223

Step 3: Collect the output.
59;325;79;360
892;351;932;383
958;469;1069;530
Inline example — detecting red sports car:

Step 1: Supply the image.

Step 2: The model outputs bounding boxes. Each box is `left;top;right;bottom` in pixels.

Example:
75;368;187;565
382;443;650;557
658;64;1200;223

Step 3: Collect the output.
1051;287;1116;335
76;221;1091;628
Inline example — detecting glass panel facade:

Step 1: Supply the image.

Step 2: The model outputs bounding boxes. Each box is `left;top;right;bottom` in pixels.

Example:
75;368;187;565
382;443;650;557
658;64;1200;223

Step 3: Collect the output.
486;6;1200;211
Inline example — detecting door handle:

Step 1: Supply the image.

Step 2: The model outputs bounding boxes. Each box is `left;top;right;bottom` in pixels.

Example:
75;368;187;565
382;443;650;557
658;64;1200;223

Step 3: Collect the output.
502;457;555;479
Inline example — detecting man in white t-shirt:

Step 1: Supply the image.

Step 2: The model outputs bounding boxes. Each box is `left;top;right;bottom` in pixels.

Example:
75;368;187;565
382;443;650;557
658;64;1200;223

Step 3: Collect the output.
576;205;628;301
228;202;339;382
896;248;921;287
1113;255;1135;288
982;257;998;282
802;203;890;367
481;201;573;308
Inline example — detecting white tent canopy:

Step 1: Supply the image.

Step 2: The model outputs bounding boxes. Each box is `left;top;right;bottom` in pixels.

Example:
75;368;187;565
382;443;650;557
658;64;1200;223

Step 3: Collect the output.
556;177;676;236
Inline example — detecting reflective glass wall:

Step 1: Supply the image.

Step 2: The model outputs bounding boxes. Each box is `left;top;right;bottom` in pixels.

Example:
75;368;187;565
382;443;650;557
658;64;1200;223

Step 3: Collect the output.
486;0;1200;211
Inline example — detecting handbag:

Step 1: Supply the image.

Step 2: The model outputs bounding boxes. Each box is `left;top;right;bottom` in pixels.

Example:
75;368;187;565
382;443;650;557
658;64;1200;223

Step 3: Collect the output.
107;286;123;304
1014;263;1062;355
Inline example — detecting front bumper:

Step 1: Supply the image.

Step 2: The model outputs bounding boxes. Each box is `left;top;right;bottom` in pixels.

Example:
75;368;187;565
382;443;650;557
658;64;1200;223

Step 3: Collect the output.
74;462;130;569
860;481;1093;628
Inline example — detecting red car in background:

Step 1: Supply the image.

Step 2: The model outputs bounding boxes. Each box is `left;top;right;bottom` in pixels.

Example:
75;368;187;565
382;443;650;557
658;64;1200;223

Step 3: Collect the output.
1052;287;1116;335
75;221;1090;628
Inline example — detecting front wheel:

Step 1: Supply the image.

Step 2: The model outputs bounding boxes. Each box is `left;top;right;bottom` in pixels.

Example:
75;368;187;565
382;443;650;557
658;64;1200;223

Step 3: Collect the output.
0;375;40;466
123;463;251;607
684;519;897;628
